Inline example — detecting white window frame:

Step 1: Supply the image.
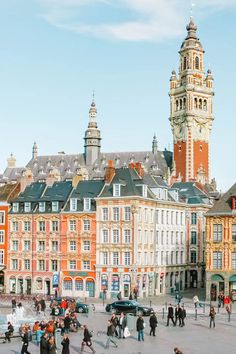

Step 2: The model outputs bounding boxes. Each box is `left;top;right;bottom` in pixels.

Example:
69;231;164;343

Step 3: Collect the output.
24;221;31;232
124;229;131;244
38;259;45;271
83;241;90;251
51;260;58;271
124;207;131;221
113;184;121;197
124;252;131;266
52;220;59;232
24;259;30;270
52;201;59;212
113;229;119;243
113;207;119;221
70;240;76;252
102;208;109;221
11;240;18;251
102;229;109;243
102;252;108;265
0;230;4;244
113;252;119;265
12;203;19;213
69;260;76;270
83;219;90;231
83;198;91;211
83;260;90;270
38;240;45;252
39;202;45;212
69;220;76;232
52;241;58;252
0;211;5;224
12;259;18;270
24;240;31;251
70;198;77;212
38;220;46;232
24;202;31;213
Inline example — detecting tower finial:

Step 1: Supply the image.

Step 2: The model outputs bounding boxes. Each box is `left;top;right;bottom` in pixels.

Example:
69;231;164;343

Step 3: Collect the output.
32;141;38;159
152;133;158;154
190;2;196;20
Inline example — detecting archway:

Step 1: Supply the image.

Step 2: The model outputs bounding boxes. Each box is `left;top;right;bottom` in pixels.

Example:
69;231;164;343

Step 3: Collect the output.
86;278;95;297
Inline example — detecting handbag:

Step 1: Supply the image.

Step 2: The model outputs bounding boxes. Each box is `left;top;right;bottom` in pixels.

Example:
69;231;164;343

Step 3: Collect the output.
123;326;131;338
143;322;146;328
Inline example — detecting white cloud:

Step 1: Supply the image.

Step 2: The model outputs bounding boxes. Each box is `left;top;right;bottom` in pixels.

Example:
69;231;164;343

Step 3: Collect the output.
38;0;236;41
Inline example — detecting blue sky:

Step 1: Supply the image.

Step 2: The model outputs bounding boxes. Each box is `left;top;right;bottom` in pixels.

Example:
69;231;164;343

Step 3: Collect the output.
0;0;236;192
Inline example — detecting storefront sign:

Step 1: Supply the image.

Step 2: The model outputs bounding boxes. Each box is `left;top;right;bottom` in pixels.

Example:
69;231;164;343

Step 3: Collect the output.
68;272;88;277
101;274;108;290
52;272;59;288
111;274;120;291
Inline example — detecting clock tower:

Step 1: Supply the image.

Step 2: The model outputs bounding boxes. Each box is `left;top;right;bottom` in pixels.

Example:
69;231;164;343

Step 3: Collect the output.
169;19;214;184
84;98;101;166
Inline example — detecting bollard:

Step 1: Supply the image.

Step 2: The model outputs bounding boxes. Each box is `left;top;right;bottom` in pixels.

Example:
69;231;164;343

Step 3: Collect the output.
195;308;197;320
165;302;167;311
162;307;165;320
203;303;205;314
150;300;152;308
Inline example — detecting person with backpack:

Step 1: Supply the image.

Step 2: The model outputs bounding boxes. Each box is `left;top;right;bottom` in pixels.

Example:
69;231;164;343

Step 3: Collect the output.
105;320;118;349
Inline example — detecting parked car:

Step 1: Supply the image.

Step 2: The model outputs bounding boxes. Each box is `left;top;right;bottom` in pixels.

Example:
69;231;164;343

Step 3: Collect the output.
105;300;154;316
50;297;89;314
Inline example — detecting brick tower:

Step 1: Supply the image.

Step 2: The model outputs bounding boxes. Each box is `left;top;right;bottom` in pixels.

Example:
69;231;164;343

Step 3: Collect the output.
169;19;214;184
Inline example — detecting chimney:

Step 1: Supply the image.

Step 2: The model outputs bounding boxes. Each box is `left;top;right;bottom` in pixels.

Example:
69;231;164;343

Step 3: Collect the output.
72;175;83;188
104;160;115;183
20;170;34;192
129;162;144;178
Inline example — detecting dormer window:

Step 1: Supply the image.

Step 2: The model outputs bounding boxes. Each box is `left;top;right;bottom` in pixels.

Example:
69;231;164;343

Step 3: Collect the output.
83;198;91;212
113;184;121;197
70;198;77;212
142;185;148;198
39;202;45;212
24;202;31;213
52;201;59;212
12;203;19;213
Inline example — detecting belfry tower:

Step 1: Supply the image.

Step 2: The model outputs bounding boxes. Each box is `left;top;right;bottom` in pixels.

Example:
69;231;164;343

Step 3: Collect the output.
169;19;214;184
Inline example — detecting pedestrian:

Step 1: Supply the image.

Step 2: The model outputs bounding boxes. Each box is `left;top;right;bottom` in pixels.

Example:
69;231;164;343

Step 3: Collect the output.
118;312;127;339
80;325;96;353
110;313;119;337
40;332;49;354
136;315;145;342
117;291;122;300
21;328;31;354
105;320;118;349
48;335;56;354
149;312;158;336
133;287;138;301
3;321;14;343
209;306;216;328
40;298;46;315
61;333;70;354
193;295;199;308
174;347;183;354
12;297;16;314
64;313;72;333
166;304;175;326
129;292;133;300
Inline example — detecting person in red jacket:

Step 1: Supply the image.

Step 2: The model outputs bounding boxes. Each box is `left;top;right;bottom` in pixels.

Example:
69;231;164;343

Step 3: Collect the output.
60;299;67;315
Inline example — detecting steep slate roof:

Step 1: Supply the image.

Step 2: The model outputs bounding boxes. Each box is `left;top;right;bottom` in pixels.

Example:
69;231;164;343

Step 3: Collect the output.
41;181;72;202
0;167;26;183
63;180;104;212
206;183;236;216
25;149;172;182
172;182;211;205
15;182;46;202
99;167;155;199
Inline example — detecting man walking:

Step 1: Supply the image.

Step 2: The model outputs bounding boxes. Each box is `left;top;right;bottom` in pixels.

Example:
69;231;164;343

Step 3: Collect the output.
21;328;31;354
118;312;127;339
136;315;145;342
166;304;175;326
209;306;216;328
149;312;158;336
105;320;118;349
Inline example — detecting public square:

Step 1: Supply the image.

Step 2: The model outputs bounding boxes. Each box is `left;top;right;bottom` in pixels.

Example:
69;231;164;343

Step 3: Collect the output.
0;292;235;354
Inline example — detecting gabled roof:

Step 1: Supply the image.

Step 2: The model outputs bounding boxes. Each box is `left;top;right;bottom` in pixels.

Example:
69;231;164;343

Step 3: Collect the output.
206;183;236;216
172;182;211;206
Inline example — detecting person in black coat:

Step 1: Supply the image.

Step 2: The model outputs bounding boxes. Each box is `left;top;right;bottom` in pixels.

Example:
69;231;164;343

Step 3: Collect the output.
166;304;175;326
118;313;127;339
136;315;145;341
61;333;70;354
80;325;95;353
21;329;31;354
40;332;49;354
149;313;158;336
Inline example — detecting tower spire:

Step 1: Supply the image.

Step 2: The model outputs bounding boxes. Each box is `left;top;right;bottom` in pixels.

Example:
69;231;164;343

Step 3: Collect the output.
152;134;158;154
32;141;38;159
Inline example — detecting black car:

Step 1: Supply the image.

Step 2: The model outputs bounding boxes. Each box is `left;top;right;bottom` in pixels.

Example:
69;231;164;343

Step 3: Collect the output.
50;297;89;314
105;300;154;316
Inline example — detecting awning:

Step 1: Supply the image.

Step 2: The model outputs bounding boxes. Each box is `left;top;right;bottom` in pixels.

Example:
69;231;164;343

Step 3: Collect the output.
211;274;224;281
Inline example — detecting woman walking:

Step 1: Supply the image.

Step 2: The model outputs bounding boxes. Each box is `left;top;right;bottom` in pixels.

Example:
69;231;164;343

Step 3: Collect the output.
61;333;70;354
48;335;57;354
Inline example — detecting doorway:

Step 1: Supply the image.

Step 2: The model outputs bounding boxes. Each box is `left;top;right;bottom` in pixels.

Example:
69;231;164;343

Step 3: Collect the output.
123;283;130;298
45;280;50;296
26;279;31;295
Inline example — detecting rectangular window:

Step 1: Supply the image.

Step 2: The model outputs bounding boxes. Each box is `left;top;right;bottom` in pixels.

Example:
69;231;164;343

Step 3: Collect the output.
124;207;131;221
52;220;59;232
124;229;131;243
69;260;76;270
83;260;90;270
0;231;4;244
83;241;90;251
232;252;236;269
24;240;31;251
213;224;222;242
52;201;59;212
38;221;46;232
52;241;58;252
181;232;184;244
51;260;58;271
24;202;31;212
83;198;91;211
161;231;164;245
38;260;45;271
12;203;18;213
39;202;45;212
11;240;18;251
113;207;119;221
166;251;169;265
161;251;164;265
190;251;197;264
24;221;31;232
232;224;236;242
83;219;90;231
161;210;164;224
142;185;147;197
191;212;197;225
181;251;184;264
38;241;45;252
70;240;76;251
171;251;174;264
12;259;18;270
102;229;109;243
113;184;121;197
102;252;108;265
171;211;174;224
102;208;109;221
180;212;184;225
70;198;77;211
166;211;169;224
176;232;179;245
69;220;76;232
176;211;179;225
213;251;222;269
176;251;179;264
113;252;119;265
0;250;4;264
144;208;148;222
166;231;169;245
191;231;197;245
24;259;30;270
124;252;131;266
171;231;174;245
113;229;119;243
11;221;19;232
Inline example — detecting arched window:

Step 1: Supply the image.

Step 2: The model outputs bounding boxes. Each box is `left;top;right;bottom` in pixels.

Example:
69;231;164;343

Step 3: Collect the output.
183;98;186;109
176;100;179;111
203;99;207;110
183;57;187;70
195;56;200;70
199;99;202;109
180;99;183;110
194;98;198;109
